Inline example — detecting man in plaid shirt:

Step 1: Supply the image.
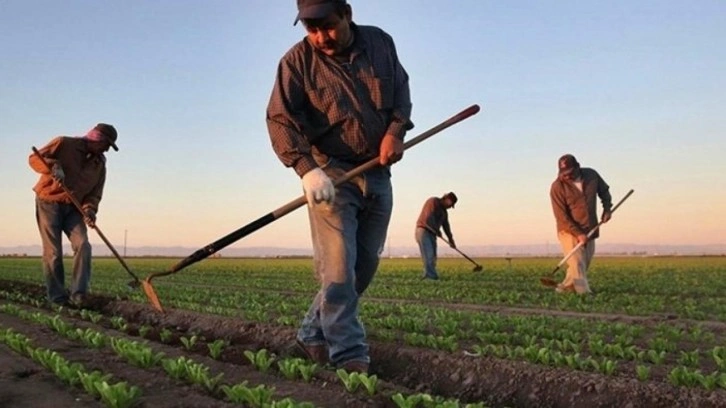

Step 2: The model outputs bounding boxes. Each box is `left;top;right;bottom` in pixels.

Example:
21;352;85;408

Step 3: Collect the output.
266;0;413;374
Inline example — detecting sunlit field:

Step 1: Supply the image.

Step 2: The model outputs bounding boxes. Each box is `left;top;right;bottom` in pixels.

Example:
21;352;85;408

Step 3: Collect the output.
2;256;725;320
1;256;724;406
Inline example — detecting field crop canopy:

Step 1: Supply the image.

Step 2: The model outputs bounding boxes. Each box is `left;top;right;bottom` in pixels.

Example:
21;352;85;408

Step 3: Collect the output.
1;256;725;407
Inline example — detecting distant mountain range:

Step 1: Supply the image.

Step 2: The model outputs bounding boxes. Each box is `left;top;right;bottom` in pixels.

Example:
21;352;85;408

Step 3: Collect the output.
2;244;725;258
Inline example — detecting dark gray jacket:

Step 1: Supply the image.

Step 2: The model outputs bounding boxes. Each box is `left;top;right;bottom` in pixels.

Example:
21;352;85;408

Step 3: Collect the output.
550;167;612;238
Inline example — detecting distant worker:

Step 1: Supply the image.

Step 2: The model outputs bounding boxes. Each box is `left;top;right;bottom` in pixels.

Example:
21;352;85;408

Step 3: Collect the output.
550;154;612;294
415;192;457;280
29;124;119;307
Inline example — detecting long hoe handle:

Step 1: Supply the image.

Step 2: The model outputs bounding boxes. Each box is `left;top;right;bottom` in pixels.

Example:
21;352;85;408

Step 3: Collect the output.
31;147;141;287
438;236;483;271
543;189;634;284
143;104;481;311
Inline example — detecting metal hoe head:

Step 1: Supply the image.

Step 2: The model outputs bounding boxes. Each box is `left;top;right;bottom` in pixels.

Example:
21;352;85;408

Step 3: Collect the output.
539;264;561;288
141;278;164;312
473;264;483;272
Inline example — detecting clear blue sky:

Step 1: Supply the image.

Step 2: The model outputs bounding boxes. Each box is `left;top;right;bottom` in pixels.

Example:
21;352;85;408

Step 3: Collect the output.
2;0;724;251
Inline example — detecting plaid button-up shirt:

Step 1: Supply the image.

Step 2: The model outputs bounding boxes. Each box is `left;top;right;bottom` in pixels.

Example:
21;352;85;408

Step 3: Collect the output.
266;23;413;177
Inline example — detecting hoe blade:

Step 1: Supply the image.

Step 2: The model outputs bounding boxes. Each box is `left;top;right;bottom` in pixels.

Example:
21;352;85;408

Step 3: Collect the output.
142;280;164;312
473;265;483;272
539;277;558;288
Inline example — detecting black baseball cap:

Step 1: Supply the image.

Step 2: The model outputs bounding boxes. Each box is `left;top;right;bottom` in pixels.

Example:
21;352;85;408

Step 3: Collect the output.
294;0;347;25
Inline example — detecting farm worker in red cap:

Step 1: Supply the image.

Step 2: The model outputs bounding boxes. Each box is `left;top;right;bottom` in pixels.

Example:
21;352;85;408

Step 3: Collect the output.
29;123;119;308
415;192;458;280
550;154;612;294
266;0;413;374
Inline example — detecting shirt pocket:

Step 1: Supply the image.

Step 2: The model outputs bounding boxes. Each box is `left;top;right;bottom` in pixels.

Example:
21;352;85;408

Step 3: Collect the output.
369;76;394;111
306;84;348;127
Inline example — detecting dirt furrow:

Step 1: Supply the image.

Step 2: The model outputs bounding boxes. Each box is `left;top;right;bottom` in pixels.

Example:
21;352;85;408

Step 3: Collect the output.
2;278;725;408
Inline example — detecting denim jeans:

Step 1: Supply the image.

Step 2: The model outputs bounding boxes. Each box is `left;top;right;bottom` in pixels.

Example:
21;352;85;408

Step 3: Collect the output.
35;198;92;303
415;227;438;279
298;165;392;367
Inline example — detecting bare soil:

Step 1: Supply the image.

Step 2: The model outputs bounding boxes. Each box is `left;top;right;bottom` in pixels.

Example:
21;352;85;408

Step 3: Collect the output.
0;279;724;408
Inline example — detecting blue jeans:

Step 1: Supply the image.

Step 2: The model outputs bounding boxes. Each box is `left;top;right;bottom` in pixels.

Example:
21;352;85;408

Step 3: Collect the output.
415;227;438;279
298;165;392;367
35;198;92;303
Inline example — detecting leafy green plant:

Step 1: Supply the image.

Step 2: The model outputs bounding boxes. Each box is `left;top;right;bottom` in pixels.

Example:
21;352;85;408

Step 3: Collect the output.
109;316;128;332
297;362;318;383
268;398;316;408
180;335;198;350
2;329;32;354
564;353;586;370
79;309;103;323
392;392;431;408
648;337;676;354
159;328;173;343
162;356;191;380
76;328;106;348
277;358;303;380
359;373;379;396
668;366;700;387
678;349;700;367
698;372;720;390
221;382;276;407
244;349;276;372
644;349;666;365
336;368;362;393
110;338;165;368
185;361;224;392
207;339;228;360
49;315;72;336
599;359;618;376
78;371;113;397
711;346;726;371
52;360;84;386
94;381;142;408
635;365;650;381
137;325;152;338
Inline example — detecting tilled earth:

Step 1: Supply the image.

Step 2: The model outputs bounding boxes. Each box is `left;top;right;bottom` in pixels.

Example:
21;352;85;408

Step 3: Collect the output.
0;279;724;408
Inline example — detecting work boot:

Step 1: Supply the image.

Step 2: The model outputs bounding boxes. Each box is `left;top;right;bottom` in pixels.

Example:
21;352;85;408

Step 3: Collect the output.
293;340;328;365
339;360;369;374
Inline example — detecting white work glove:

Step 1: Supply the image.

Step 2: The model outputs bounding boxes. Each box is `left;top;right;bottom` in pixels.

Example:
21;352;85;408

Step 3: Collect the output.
83;209;97;228
302;168;335;206
51;163;65;182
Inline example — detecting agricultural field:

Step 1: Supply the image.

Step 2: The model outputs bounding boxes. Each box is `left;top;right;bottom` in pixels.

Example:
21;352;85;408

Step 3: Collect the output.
1;255;725;408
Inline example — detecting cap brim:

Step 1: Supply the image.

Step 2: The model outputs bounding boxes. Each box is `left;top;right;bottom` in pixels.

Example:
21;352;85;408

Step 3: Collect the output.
293;3;337;25
109;142;119;152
